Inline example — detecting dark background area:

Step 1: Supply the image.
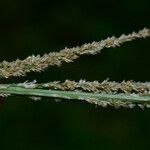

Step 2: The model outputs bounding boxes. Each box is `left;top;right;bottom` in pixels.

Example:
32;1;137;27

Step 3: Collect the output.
0;0;150;149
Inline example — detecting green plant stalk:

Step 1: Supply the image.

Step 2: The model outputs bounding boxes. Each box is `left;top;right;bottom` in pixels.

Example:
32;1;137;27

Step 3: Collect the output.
0;86;150;103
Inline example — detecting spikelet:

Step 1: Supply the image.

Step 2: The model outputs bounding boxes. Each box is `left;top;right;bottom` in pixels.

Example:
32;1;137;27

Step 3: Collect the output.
0;80;150;109
15;79;150;95
0;28;149;78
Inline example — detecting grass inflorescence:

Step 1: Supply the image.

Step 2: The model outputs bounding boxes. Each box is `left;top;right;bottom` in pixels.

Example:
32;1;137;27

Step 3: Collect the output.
0;28;150;108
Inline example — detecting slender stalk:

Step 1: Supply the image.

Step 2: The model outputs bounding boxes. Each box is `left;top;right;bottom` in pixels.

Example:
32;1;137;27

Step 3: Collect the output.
0;85;150;108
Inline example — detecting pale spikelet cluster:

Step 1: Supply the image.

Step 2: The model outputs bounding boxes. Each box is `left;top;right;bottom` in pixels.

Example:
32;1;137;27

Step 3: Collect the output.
84;98;150;109
0;80;150;108
0;28;149;78
0;93;10;98
15;79;150;95
13;79;150;108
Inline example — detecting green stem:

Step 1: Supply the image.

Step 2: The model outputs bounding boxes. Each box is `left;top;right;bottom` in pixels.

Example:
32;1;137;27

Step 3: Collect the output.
0;86;150;103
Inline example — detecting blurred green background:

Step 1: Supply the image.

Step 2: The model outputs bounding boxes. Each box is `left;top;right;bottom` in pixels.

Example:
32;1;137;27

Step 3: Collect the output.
0;0;150;149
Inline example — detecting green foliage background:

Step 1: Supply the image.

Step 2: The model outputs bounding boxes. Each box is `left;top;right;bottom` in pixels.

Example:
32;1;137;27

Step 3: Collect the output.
0;0;150;149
